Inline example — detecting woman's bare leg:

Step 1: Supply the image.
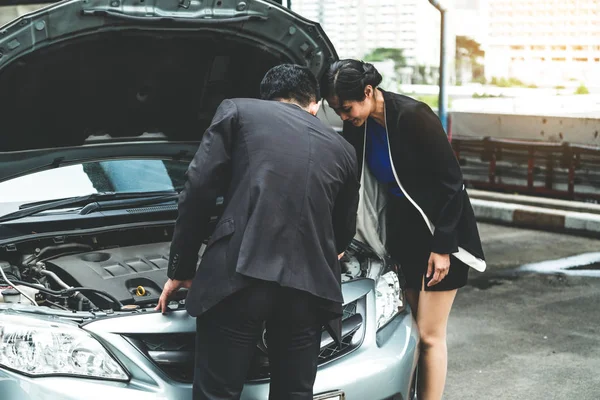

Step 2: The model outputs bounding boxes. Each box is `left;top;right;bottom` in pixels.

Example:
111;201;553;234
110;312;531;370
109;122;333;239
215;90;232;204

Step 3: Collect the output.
415;285;457;400
405;289;420;317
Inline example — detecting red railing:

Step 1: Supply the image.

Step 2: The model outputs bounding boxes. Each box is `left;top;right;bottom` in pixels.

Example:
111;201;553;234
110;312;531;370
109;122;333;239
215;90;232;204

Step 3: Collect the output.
451;136;600;202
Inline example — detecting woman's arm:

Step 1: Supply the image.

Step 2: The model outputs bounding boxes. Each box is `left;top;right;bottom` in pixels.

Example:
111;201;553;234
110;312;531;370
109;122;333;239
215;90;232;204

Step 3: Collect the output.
400;102;464;255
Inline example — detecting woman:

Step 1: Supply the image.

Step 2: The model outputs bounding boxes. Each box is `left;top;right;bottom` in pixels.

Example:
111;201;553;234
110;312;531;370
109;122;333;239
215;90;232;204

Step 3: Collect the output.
322;59;486;400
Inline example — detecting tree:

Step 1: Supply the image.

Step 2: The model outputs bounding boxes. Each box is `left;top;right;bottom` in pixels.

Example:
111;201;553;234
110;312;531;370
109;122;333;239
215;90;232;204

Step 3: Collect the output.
455;36;485;83
364;48;407;69
456;36;484;59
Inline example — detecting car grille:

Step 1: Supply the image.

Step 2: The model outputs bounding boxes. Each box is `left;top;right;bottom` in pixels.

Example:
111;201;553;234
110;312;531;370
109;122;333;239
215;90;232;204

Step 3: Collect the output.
318;300;360;363
125;297;366;383
318;328;357;361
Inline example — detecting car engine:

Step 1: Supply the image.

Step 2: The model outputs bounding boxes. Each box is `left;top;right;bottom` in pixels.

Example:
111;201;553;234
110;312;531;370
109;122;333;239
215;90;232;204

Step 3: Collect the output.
0;241;180;311
45;242;173;308
0;239;377;313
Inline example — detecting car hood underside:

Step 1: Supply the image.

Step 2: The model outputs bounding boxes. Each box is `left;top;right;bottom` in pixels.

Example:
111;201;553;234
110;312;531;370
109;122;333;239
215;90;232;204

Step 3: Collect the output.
0;0;336;181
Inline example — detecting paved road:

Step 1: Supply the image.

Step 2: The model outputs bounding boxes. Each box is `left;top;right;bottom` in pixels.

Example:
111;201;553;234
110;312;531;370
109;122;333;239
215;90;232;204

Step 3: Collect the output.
445;223;600;400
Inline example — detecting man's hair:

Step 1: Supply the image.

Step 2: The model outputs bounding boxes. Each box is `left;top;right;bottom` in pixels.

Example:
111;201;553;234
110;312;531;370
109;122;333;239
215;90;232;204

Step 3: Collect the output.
260;64;320;107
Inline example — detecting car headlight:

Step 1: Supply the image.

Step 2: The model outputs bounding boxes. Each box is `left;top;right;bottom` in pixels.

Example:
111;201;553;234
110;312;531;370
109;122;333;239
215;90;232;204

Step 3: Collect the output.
0;313;128;381
375;271;404;330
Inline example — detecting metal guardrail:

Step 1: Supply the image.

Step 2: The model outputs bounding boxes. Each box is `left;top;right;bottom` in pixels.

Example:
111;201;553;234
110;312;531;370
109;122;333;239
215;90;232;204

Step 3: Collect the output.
452;136;600;202
333;124;600;202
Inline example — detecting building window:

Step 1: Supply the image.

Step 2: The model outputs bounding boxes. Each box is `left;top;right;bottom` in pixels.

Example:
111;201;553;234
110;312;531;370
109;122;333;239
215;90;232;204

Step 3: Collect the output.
551;45;567;51
574;57;589;62
552;57;567;62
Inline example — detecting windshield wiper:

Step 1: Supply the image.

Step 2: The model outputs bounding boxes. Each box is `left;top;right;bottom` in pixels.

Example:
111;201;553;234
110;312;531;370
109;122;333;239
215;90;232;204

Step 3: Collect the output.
0;191;179;223
78;193;179;215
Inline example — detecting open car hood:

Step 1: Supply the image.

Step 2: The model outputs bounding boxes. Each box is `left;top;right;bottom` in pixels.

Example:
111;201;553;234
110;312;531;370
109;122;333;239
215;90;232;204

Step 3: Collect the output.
0;0;337;182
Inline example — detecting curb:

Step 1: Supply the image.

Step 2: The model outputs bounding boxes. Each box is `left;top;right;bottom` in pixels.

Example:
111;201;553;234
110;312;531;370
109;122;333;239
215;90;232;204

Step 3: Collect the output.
468;189;600;215
470;198;600;238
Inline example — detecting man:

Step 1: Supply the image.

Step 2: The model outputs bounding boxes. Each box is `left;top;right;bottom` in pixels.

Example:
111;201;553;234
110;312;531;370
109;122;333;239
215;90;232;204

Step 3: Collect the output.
155;64;360;400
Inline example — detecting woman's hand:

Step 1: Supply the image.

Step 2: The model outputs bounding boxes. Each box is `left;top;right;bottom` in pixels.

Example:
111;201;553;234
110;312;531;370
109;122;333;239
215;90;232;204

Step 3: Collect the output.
426;252;450;287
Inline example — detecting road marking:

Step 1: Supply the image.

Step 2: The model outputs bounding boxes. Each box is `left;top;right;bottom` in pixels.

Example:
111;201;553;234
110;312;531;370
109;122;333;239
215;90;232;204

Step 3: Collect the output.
518;252;600;277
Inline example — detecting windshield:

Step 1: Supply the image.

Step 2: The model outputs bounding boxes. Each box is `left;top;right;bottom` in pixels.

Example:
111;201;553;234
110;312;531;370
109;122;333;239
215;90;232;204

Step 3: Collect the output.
0;159;188;218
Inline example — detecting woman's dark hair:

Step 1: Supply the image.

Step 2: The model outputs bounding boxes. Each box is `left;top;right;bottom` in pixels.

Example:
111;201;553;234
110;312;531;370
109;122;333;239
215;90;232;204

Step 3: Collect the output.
260;64;320;107
321;59;383;103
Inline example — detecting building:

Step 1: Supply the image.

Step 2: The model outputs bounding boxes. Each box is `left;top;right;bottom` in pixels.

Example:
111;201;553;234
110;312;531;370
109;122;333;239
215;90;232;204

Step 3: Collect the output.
485;0;600;87
452;0;488;45
292;0;451;84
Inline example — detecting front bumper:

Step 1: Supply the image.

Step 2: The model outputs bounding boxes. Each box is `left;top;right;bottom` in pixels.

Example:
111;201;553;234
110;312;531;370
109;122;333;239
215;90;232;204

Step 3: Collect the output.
0;282;419;400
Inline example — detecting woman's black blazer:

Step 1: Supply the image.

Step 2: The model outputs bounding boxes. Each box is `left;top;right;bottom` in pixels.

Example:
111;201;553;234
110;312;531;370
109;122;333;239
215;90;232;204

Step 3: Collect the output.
341;89;485;264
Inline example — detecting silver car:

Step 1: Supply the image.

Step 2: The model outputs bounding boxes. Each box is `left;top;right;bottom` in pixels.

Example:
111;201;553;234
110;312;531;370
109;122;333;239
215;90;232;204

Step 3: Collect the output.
0;1;419;399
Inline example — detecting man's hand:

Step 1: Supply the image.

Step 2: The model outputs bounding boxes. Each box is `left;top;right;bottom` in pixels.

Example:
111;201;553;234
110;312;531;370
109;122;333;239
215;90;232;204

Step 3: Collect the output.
155;278;193;314
426;252;450;287
338;252;345;260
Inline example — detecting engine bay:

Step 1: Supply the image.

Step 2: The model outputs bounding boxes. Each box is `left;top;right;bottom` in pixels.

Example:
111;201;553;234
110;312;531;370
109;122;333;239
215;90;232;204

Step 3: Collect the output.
40;242;171;308
0;227;379;314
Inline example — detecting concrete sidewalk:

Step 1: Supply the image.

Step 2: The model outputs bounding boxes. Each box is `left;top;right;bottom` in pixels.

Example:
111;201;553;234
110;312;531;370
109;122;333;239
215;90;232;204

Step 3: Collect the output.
468;189;600;238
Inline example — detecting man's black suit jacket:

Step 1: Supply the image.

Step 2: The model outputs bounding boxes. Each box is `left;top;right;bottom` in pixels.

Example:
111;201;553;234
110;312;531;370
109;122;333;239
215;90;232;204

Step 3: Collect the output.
167;98;360;341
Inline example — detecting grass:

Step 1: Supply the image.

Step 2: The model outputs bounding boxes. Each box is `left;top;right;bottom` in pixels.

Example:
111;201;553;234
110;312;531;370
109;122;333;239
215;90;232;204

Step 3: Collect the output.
490;76;537;88
413;94;452;109
472;93;504;99
575;84;590;95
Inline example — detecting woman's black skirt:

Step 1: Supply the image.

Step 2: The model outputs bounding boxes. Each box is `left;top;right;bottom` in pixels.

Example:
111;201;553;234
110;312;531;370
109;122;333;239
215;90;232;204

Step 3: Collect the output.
386;194;469;292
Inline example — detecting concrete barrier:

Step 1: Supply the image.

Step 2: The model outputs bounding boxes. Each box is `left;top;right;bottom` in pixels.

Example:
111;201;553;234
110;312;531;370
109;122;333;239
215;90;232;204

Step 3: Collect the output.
471;197;600;238
468;189;600;215
451;112;600;147
320;103;600;147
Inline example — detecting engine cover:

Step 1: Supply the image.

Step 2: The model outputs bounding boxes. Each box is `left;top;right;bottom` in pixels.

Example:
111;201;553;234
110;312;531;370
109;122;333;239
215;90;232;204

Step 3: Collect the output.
45;242;173;306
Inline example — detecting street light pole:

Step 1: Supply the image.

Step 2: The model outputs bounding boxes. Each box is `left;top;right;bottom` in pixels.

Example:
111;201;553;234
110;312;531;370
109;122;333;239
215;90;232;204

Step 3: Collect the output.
428;0;450;134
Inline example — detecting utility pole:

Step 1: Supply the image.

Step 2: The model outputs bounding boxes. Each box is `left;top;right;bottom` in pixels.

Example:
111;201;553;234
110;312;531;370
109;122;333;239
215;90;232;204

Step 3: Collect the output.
428;0;450;134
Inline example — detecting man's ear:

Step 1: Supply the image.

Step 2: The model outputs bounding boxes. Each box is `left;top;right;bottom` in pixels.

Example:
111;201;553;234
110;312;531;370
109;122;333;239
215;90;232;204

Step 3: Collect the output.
308;100;321;116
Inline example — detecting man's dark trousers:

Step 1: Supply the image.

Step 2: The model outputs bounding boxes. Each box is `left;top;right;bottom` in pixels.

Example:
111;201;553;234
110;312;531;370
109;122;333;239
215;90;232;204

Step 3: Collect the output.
193;281;324;400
